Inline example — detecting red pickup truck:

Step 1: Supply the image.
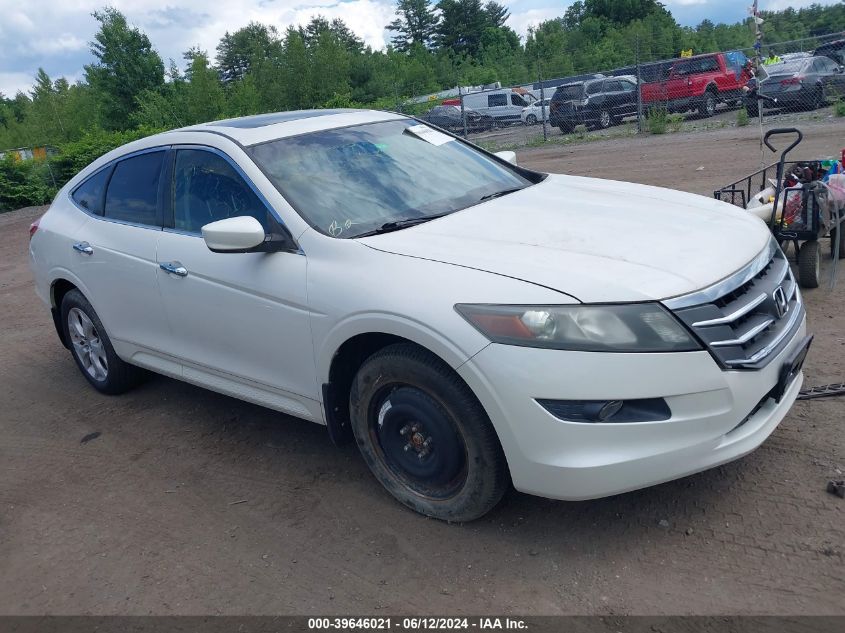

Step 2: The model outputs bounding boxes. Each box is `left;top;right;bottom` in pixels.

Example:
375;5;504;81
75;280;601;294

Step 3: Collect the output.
641;51;752;117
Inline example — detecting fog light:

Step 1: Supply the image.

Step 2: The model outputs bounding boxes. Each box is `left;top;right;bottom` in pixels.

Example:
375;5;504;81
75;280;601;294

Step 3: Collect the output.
597;400;623;420
537;398;671;423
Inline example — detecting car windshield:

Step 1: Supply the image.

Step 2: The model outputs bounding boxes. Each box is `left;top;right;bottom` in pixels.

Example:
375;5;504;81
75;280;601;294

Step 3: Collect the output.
248;119;534;238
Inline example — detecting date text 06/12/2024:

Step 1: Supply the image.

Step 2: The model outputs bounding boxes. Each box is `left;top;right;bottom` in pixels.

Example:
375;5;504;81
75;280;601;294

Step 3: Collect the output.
307;617;528;630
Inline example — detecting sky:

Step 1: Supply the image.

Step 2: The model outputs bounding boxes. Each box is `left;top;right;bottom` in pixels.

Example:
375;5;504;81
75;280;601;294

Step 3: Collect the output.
0;0;840;97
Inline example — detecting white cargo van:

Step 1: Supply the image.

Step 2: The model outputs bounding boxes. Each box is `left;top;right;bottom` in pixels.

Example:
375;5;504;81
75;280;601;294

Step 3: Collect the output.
459;89;534;123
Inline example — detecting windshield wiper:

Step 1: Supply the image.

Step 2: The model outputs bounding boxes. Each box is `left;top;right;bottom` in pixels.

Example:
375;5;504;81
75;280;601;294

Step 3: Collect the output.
479;187;524;202
354;212;451;238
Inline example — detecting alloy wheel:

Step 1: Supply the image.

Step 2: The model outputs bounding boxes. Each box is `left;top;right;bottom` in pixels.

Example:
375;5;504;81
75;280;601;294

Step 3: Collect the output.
67;307;108;381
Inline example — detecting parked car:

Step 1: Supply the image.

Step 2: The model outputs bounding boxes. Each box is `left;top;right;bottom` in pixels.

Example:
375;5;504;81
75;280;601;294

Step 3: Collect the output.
549;76;638;132
746;55;845;116
422;105;494;133
641;51;751;117
444;89;533;124
520;98;550;125
780;52;812;61
813;39;845;65
29;109;810;522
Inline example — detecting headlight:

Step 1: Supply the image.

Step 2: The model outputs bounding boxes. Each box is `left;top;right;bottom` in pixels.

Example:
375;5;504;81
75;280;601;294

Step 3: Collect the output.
455;303;701;352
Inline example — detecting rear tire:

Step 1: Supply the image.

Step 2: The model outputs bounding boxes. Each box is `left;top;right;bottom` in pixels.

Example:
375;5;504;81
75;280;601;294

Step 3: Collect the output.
60;289;144;394
558;123;574;134
797;240;821;288
349;343;509;522
699;90;717;117
597;109;612;129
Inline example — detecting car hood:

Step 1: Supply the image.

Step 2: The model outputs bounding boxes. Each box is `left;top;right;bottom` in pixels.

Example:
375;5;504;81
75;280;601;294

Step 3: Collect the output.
359;174;770;303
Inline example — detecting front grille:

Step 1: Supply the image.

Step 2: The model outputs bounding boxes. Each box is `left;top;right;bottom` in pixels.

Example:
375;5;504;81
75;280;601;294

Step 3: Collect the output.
664;239;804;370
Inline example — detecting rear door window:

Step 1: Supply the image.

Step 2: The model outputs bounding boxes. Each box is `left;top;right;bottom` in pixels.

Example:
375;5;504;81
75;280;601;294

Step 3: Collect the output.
586;82;603;95
71;167;111;215
104;151;165;227
814;57;836;72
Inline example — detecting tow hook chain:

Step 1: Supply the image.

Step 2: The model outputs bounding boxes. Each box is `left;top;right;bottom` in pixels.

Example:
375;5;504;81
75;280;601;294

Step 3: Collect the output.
797;383;845;401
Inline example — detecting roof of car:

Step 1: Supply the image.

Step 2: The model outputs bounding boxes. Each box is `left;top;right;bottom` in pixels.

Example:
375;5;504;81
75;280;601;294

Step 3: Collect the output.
175;108;406;146
815;39;844;51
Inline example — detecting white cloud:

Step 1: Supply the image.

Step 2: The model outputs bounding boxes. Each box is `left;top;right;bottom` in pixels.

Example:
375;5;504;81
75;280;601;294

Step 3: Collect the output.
508;8;565;38
0;72;37;98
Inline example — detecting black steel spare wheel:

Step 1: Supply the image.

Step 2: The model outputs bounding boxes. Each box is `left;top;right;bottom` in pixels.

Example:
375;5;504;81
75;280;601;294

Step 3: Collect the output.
349;343;509;522
372;386;466;495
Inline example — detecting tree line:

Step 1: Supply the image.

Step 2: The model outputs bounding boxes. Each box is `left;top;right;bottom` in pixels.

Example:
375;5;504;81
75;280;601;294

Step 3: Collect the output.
1;1;844;209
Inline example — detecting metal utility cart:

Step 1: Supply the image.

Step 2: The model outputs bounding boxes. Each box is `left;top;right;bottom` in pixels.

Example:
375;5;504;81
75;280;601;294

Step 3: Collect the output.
714;128;845;288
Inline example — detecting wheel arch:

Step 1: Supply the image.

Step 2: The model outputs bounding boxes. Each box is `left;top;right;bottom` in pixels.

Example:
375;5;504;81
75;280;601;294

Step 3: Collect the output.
49;277;82;349
320;319;488;446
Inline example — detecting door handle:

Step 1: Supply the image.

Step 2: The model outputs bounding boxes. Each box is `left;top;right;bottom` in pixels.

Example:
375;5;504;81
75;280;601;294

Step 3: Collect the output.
72;242;93;255
159;261;188;277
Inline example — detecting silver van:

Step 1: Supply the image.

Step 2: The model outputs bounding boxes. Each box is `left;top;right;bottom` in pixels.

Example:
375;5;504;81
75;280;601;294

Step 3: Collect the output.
461;89;533;124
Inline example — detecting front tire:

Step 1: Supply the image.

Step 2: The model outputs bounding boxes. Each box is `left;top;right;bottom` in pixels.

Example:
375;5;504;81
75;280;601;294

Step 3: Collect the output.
597;108;612;129
809;85;824;110
60;289;144;394
525;114;537;125
349;343;509;522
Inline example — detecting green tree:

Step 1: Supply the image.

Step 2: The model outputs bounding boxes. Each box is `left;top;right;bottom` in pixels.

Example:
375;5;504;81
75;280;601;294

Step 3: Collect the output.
183;51;226;123
310;30;351;105
300;16;365;54
84;7;164;130
216;22;280;83
388;0;440;51
282;28;312;109
484;2;510;28
436;0;489;57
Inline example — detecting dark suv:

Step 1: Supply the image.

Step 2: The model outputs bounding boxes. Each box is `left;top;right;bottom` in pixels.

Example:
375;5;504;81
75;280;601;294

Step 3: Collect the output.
549;76;638;132
814;39;845;65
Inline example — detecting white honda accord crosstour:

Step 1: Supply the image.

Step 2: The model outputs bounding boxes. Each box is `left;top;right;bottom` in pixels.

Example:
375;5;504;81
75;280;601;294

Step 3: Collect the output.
29;109;811;521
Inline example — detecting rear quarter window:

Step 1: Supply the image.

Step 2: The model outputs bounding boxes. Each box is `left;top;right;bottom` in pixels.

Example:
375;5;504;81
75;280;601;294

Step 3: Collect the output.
103;151;165;227
71;167;112;215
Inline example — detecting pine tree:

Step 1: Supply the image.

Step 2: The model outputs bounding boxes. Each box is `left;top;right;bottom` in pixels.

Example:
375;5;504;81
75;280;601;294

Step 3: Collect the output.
84;7;165;130
387;0;439;52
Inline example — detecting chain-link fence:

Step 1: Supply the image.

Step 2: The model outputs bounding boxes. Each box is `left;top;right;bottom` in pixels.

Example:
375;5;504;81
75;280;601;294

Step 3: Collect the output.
405;31;845;151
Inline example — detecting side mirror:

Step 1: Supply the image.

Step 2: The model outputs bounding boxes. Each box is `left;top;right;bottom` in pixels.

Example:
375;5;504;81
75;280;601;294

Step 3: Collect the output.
202;216;266;253
494;150;518;165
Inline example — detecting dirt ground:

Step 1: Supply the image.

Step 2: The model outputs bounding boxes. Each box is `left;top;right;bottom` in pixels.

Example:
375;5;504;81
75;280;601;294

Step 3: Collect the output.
1;119;843;616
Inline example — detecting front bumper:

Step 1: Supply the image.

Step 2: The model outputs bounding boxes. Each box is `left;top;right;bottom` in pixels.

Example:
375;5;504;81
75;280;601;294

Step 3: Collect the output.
457;316;806;500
